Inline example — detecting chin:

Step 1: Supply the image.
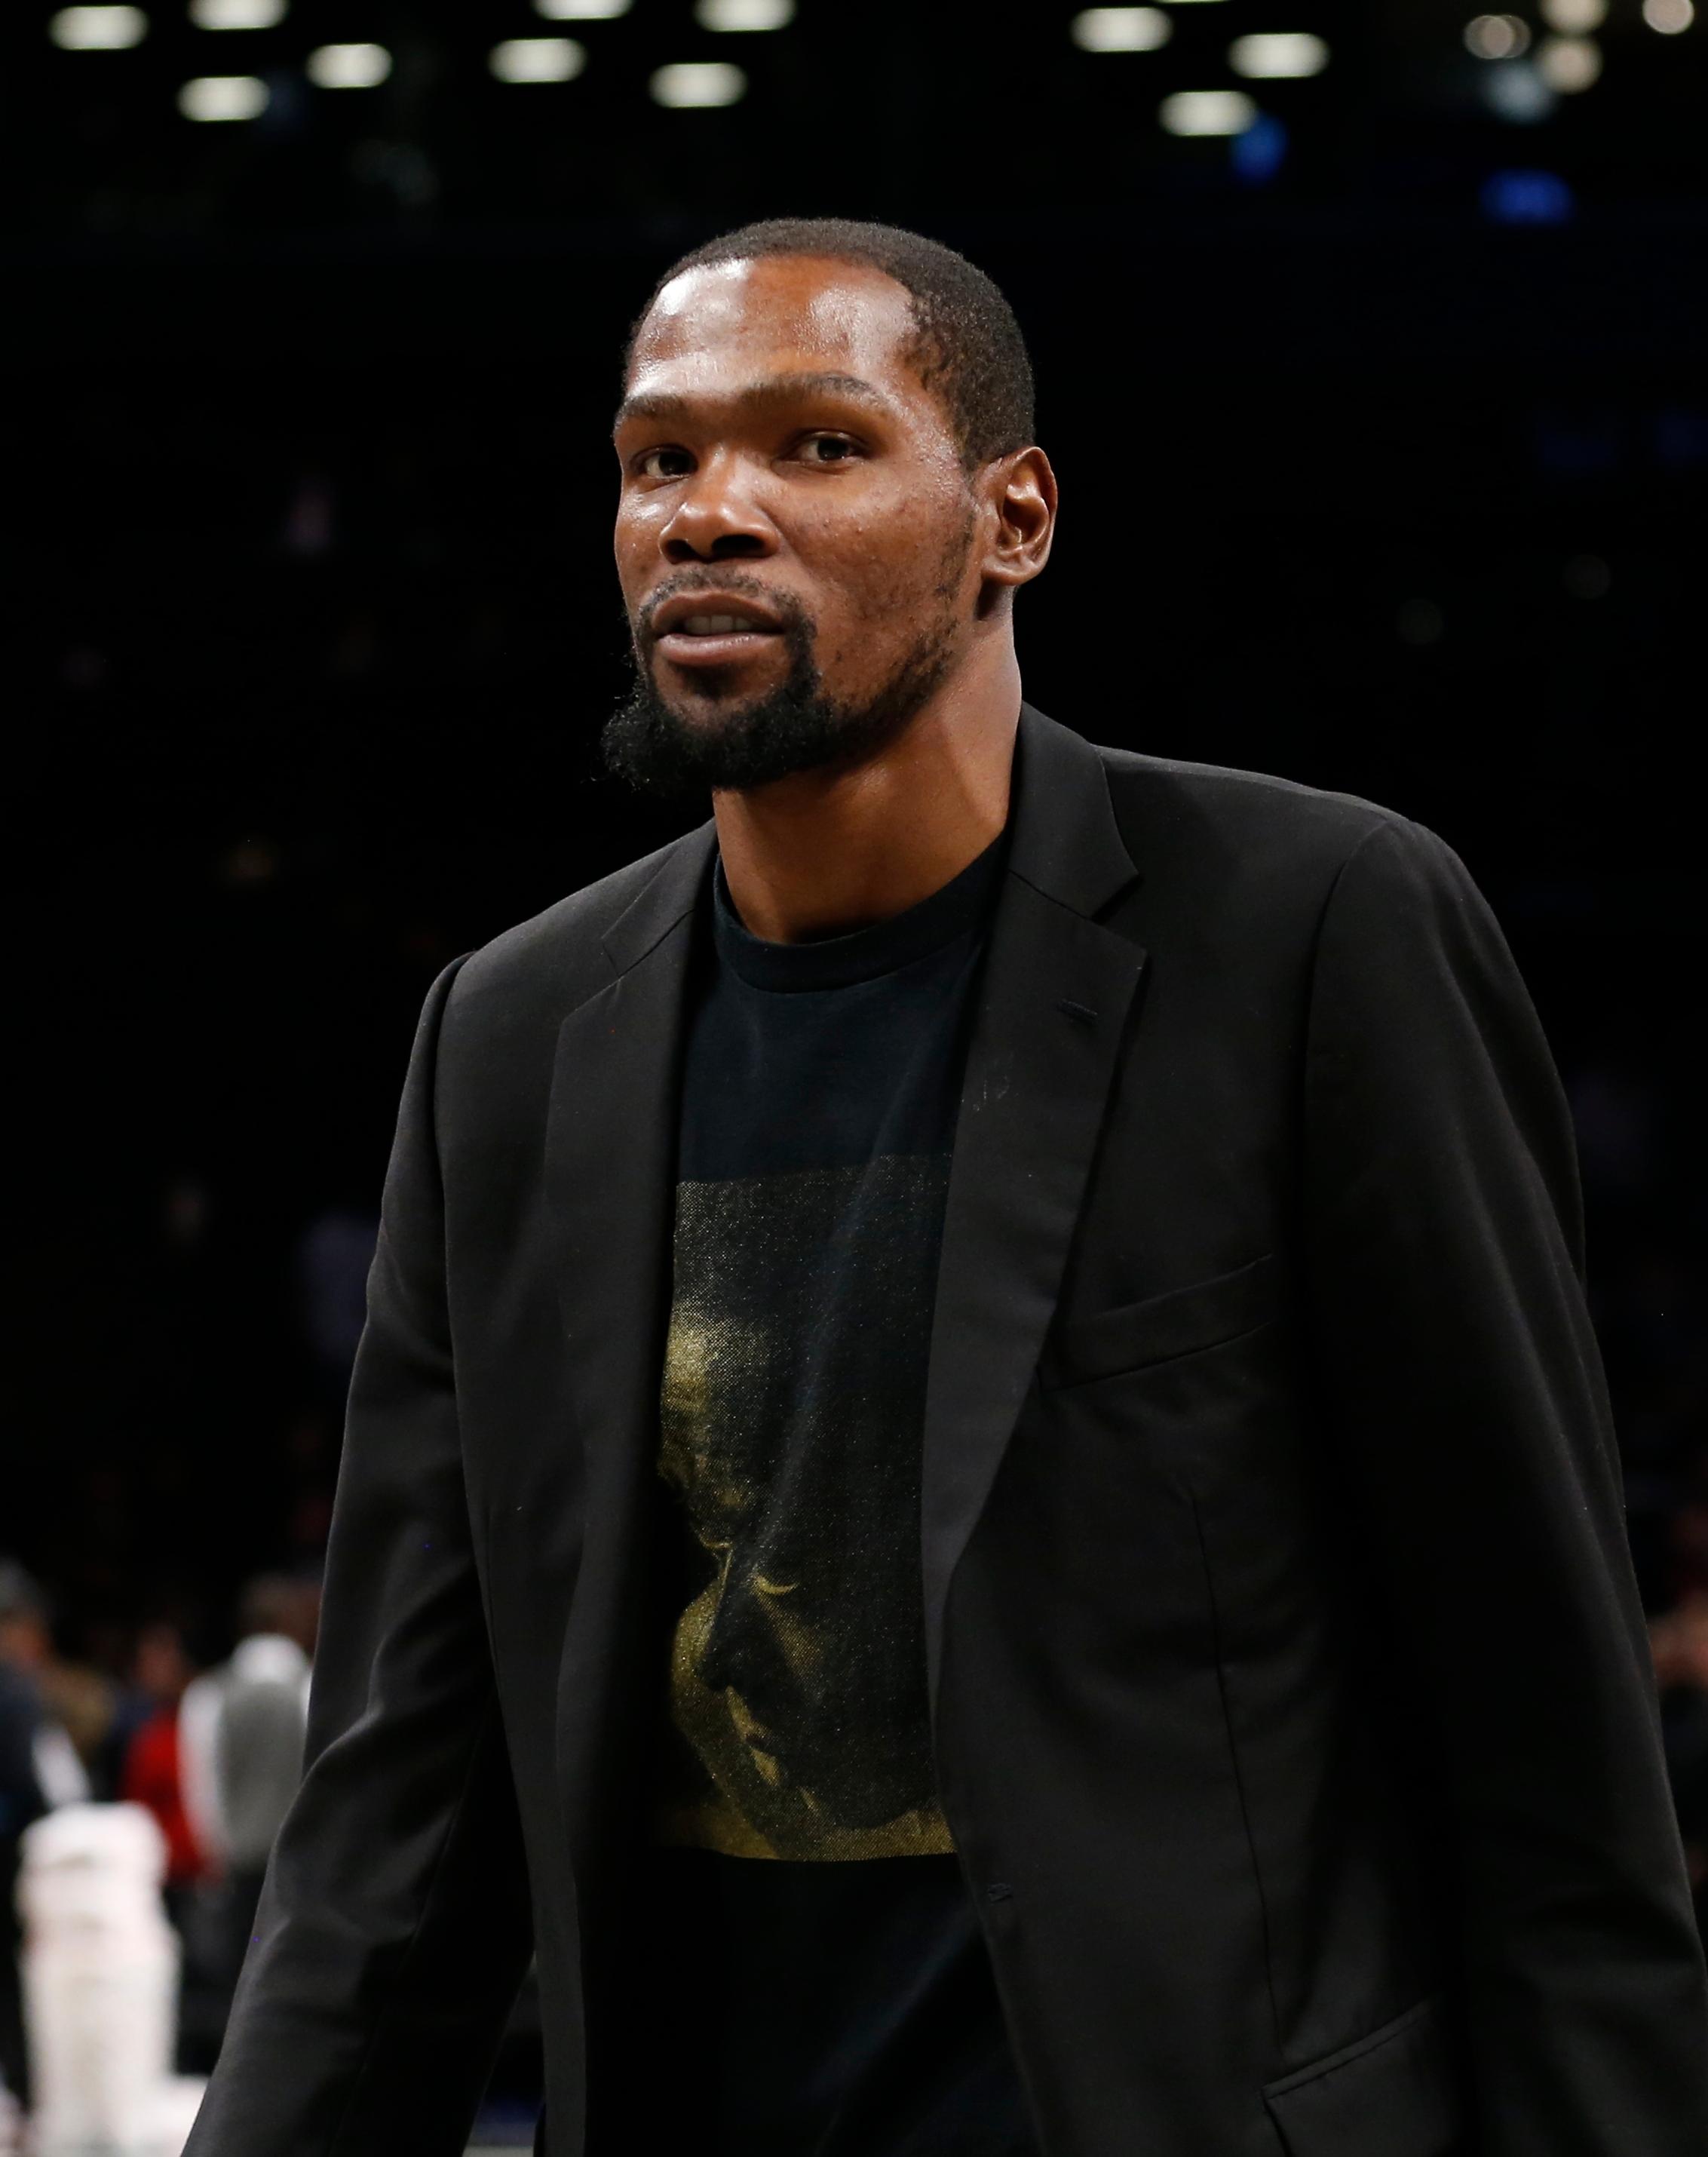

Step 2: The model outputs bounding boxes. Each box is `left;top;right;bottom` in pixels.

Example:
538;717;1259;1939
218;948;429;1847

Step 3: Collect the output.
654;665;763;715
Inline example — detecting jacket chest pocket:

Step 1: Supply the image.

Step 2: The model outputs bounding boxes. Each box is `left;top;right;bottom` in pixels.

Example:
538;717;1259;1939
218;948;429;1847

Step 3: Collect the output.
1039;1252;1279;1392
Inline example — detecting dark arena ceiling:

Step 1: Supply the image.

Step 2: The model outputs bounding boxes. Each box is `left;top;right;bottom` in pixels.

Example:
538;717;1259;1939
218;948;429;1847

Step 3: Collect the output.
6;0;1706;241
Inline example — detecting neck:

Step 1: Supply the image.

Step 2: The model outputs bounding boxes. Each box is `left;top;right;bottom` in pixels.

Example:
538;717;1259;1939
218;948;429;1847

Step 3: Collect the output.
711;636;1021;944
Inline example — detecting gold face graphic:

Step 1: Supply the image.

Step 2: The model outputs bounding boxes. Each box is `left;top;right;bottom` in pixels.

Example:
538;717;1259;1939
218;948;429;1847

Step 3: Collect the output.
657;1158;955;1861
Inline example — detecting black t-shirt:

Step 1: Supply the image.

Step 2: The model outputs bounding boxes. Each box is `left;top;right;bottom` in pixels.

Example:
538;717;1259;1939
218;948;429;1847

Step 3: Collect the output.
644;830;1036;2155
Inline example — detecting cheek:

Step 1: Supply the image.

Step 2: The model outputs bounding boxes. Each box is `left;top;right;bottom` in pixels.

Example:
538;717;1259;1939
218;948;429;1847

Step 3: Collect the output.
814;506;964;630
612;502;657;584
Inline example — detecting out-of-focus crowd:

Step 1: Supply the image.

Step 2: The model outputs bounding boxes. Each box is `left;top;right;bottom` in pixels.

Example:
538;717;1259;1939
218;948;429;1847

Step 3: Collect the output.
4;1523;1708;2116
0;1559;320;2108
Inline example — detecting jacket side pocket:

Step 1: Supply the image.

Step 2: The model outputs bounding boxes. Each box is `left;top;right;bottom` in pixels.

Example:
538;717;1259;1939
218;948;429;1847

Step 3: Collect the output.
1262;1995;1462;2157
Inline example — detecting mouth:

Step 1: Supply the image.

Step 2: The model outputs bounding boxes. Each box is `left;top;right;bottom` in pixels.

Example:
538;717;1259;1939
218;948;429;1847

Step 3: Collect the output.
649;593;790;671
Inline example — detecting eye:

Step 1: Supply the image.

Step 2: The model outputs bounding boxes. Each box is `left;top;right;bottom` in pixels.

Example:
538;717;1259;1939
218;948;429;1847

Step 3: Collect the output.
636;445;694;481
752;1573;799;1597
795;432;860;466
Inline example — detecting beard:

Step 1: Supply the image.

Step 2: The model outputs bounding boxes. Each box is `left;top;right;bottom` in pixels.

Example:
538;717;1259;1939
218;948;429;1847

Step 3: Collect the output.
601;569;962;802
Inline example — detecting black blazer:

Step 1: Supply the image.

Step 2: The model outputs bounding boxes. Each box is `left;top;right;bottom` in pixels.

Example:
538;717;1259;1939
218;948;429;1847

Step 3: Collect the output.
184;707;1708;2157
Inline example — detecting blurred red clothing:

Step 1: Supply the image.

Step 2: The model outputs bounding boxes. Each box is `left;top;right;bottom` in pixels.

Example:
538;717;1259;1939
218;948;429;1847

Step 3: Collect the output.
121;1707;206;1885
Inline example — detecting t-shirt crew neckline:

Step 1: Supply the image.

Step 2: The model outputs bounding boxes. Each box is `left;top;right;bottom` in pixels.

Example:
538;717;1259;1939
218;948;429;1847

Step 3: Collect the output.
710;827;1010;996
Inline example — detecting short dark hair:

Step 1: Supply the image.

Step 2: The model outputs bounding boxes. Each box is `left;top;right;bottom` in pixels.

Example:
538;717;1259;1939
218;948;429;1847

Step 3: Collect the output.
627;216;1035;473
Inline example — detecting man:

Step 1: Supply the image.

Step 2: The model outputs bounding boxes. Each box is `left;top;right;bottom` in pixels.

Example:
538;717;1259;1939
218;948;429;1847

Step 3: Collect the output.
186;219;1708;2156
178;1575;317;2002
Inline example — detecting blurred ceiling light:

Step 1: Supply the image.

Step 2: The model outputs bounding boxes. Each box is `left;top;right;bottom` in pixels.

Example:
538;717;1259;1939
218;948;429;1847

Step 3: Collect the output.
651;60;746;106
49;6;147;48
306;41;391;87
1539;0;1605;29
1464;14;1531;57
1229;32;1328;78
1072;8;1171;51
1536;33;1602;87
1480;166;1575;221
535;0;630;17
1482;58;1555;118
178;72;268;118
1642;0;1694;29
1231;107;1287;180
695;0;794;27
1160;87;1256;133
189;0;286;26
490;36;585;81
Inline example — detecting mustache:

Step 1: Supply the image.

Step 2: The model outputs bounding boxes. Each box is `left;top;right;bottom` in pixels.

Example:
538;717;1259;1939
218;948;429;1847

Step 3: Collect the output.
634;569;814;646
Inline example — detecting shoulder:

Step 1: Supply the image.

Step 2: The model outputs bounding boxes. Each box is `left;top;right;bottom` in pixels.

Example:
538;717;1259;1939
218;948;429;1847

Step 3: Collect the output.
1072;736;1481;974
443;826;702;1038
1092;740;1438;887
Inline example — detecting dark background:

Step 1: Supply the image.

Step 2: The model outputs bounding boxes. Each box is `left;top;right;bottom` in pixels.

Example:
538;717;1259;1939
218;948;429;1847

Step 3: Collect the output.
4;0;1706;2025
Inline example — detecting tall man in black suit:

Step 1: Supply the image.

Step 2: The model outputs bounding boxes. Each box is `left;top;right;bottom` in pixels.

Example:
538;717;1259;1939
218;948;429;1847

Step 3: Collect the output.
186;220;1708;2157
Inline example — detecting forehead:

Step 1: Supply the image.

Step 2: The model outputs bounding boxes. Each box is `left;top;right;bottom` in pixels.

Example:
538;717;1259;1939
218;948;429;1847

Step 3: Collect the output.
625;255;925;408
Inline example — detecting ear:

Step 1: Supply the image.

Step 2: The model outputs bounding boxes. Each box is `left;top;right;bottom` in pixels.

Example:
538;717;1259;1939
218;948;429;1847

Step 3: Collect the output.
981;446;1057;595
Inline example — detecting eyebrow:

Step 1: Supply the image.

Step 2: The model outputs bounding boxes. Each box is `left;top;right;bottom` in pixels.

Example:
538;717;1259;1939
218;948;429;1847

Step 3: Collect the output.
612;370;894;436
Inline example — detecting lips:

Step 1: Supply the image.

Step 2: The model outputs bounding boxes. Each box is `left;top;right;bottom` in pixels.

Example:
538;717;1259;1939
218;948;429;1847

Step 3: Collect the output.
652;591;787;639
672;611;768;637
650;590;789;670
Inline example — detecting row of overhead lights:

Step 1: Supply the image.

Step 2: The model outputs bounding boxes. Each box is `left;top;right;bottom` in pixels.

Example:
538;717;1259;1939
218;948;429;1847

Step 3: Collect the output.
47;4;1327;130
1469;0;1694;29
1069;9;1328;140
48;0;794;29
1071;8;1325;72
1464;1;1694;109
48;0;791;109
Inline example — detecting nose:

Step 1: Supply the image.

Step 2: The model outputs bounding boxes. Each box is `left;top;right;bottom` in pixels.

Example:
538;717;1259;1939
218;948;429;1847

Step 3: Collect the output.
696;1569;780;1703
658;451;778;566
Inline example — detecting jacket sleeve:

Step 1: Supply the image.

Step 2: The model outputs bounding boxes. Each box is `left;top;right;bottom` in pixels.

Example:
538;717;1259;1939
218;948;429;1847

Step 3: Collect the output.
186;957;535;2157
1302;816;1708;2156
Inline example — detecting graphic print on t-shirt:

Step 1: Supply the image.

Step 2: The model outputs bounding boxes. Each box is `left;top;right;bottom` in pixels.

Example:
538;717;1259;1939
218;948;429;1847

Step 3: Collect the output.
658;1152;957;1861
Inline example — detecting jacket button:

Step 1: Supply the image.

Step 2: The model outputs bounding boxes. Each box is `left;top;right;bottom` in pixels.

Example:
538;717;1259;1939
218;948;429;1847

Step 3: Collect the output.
985;1881;1013;1902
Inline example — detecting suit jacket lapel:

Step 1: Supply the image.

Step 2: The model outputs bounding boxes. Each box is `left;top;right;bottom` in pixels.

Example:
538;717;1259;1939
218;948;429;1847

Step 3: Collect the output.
921;706;1147;1711
546;820;714;1851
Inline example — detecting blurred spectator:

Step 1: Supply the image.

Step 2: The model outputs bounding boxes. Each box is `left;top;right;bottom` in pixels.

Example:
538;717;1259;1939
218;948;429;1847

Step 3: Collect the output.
118;1624;207;1904
179;1575;318;1998
0;1562;88;2106
37;1655;117;1796
1651;1594;1708;1940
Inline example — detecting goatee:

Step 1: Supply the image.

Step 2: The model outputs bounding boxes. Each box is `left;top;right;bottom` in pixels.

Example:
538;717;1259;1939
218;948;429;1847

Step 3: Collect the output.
602;578;958;802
